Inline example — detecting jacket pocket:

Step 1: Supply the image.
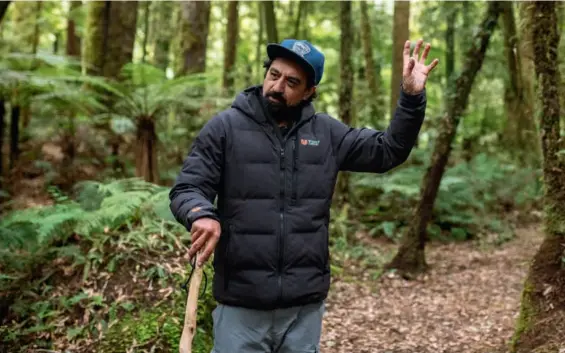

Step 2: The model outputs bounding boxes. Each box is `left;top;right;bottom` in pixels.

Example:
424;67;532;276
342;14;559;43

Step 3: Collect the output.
291;137;299;205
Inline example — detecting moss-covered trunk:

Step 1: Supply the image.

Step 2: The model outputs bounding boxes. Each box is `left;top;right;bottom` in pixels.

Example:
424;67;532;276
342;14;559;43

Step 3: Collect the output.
293;0;306;39
222;1;239;95
150;1;175;72
444;2;457;87
389;1;409;121
66;1;81;59
501;1;539;167
0;99;5;186
385;1;503;277
255;2;264;82
83;1;138;174
263;1;278;44
336;0;354;208
360;0;385;130
83;1;138;78
0;1;10;24
177;1;211;76
510;2;565;351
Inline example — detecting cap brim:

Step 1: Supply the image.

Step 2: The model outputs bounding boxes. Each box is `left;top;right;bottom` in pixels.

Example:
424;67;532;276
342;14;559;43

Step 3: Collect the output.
266;44;316;84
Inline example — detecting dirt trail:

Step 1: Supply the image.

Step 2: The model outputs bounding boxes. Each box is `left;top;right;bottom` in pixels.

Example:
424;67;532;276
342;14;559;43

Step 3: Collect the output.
320;225;544;353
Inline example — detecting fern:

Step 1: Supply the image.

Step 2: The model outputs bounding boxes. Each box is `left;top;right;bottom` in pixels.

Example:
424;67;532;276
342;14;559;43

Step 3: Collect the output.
354;152;542;239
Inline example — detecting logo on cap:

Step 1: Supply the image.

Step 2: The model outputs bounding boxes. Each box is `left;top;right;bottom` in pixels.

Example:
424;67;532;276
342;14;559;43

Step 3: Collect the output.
292;41;311;57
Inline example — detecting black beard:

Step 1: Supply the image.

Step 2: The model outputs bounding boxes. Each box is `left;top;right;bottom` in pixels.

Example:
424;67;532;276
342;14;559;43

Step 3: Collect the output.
262;92;304;123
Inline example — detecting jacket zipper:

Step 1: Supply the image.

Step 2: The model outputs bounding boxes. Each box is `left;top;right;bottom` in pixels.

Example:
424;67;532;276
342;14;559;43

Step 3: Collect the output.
291;137;298;205
278;147;285;304
274;118;312;305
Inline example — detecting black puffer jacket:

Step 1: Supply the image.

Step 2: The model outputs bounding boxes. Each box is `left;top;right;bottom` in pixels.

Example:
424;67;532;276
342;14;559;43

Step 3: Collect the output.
169;85;426;310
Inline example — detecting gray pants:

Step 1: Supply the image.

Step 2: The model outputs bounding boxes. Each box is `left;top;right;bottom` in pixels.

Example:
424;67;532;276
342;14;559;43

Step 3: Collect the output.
210;301;325;353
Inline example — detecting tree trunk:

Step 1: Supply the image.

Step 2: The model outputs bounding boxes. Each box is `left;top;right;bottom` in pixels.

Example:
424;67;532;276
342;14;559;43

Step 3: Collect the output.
360;0;385;130
501;1;539;166
0;100;4;185
389;0;409;121
10;1;36;52
135;117;159;184
150;1;175;71
31;1;41;55
510;3;565;352
445;2;457;87
178;1;211;76
66;2;82;57
256;2;264;82
293;1;306;39
336;0;354;207
83;1;138;78
9;105;19;170
263;1;278;43
83;1;138;174
385;1;503;277
141;1;150;64
223;1;239;95
0;1;10;24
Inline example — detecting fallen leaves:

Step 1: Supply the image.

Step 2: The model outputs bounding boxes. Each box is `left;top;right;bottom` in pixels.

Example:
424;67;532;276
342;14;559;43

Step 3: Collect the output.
320;226;544;353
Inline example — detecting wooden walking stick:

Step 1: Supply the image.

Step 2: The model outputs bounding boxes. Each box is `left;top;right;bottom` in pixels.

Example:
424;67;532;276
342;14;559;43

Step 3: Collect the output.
179;252;205;353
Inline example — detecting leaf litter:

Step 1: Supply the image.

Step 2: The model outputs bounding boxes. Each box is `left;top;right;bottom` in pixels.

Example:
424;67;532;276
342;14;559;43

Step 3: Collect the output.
320;225;544;353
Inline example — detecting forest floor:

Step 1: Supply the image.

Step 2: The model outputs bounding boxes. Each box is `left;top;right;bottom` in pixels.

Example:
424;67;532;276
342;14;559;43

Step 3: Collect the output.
320;225;545;353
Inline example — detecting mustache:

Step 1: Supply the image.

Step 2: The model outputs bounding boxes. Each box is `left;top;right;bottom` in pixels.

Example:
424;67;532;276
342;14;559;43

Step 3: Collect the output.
266;91;287;104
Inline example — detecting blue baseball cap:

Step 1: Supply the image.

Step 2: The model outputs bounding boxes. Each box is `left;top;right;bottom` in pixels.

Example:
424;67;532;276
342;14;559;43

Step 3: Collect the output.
266;39;325;86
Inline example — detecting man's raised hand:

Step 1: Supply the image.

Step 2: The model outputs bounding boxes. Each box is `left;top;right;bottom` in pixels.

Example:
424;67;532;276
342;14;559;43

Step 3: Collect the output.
402;39;439;95
188;217;221;267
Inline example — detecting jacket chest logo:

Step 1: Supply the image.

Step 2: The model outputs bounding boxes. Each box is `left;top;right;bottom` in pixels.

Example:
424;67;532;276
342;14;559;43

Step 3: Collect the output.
300;138;320;146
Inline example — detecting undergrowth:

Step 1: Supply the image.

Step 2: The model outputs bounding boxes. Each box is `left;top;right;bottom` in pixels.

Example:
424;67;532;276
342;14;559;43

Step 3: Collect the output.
0;151;544;351
354;151;543;243
0;178;215;353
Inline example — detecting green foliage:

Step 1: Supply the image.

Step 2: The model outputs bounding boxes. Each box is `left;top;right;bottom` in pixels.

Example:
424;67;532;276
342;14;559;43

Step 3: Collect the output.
355;151;543;242
96;265;216;353
0;178;216;352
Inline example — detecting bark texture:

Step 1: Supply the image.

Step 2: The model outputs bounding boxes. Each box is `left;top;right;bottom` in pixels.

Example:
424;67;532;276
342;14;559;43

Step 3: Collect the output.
390;1;409;121
223;1;239;95
360;0;385;130
263;1;278;43
510;2;565;352
83;1;138;78
150;1;175;71
66;1;81;59
178;1;211;75
0;1;10;23
135;117;159;184
385;1;503;277
501;1;539;166
336;1;354;207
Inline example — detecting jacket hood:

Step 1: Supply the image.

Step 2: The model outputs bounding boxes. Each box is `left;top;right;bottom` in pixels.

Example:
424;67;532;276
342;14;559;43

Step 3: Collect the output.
231;85;316;125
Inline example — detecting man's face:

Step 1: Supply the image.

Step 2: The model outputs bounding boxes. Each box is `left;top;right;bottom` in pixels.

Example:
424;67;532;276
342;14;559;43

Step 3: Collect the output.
262;57;316;112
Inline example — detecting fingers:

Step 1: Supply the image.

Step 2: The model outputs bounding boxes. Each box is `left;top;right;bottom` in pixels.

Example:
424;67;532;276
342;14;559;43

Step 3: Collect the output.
404;57;415;77
403;40;411;65
188;228;206;258
412;39;424;60
198;231;220;267
420;43;431;63
427;58;440;73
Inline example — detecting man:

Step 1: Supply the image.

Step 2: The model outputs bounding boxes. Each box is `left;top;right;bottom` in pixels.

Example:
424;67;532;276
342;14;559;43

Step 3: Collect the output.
170;38;438;352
